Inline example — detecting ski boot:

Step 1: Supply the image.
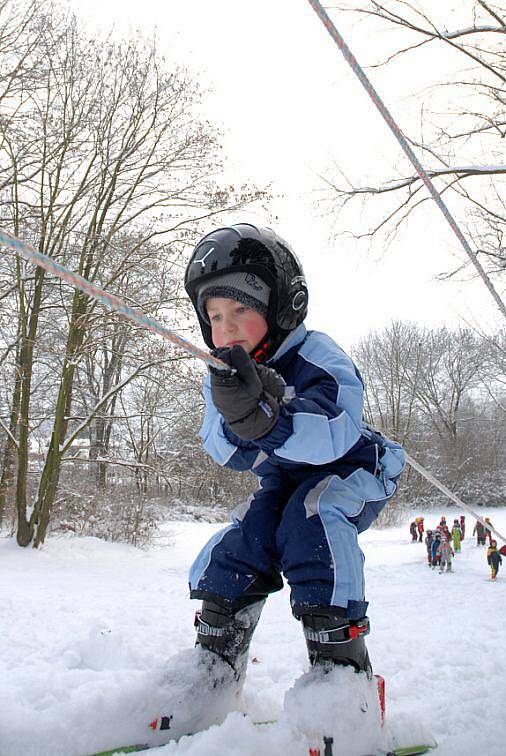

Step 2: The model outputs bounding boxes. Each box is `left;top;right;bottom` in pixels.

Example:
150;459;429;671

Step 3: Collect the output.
301;611;373;676
149;598;264;744
282;612;387;756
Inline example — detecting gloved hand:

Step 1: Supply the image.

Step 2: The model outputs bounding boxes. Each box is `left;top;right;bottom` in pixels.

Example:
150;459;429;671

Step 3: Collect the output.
210;345;285;440
254;363;286;401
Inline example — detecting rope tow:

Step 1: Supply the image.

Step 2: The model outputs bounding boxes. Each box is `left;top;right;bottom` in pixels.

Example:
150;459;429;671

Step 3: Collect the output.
306;0;506;322
0;228;229;374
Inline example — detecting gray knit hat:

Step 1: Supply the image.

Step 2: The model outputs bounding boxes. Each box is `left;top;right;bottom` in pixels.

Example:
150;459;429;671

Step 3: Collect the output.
196;271;271;323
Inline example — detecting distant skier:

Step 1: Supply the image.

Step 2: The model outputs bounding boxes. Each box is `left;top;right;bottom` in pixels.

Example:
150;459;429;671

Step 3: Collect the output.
487;540;502;580
459;514;466;540
430;532;442;569
438;536;454;573
424;530;434;566
150;224;406;743
410;521;418;542
451;519;462;553
416;516;424;543
473;519;487;546
484;517;494;545
442;524;451;544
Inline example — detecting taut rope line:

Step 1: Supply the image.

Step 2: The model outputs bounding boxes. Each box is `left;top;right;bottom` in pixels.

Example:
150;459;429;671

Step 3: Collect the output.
0;228;229;373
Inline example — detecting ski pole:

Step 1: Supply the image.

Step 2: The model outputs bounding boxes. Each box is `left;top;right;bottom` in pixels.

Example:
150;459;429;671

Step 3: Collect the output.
0;228;231;373
306;0;506;321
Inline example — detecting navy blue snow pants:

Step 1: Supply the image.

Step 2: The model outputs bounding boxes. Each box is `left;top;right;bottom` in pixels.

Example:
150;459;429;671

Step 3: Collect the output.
189;471;390;620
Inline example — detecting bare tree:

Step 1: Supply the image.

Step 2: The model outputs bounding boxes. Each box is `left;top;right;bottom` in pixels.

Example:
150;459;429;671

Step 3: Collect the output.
321;1;506;311
352;320;422;443
0;3;266;546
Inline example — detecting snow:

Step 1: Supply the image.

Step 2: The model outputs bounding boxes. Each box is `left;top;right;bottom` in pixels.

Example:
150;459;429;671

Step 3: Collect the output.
1;509;505;756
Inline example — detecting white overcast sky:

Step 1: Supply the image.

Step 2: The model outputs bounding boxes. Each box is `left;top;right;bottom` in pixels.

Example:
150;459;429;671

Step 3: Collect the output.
68;0;502;350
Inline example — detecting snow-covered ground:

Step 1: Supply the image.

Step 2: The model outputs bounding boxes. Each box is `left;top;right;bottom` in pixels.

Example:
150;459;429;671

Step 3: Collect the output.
1;508;505;756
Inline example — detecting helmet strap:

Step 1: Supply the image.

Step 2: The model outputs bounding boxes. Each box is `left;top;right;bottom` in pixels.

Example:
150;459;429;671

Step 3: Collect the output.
251;333;283;364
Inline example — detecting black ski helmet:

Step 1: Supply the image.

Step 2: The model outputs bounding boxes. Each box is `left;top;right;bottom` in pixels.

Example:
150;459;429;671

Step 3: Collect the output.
184;223;308;350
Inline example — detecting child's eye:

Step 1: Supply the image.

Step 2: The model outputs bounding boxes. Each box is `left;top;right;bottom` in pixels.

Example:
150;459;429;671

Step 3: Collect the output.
210;313;221;322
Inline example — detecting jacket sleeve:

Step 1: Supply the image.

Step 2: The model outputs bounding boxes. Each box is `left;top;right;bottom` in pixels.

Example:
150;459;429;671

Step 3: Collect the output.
198;375;263;471
254;333;364;466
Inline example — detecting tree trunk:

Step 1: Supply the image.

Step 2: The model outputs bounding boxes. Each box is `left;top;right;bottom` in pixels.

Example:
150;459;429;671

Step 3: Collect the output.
0;364;21;526
31;290;88;547
15;267;46;547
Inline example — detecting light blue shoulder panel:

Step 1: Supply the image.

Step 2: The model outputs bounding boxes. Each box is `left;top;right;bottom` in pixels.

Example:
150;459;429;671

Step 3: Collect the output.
274;331;364;464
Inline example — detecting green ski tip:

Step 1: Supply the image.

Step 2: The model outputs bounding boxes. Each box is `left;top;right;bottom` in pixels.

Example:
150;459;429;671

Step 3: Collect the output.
393;746;436;756
91;747;149;755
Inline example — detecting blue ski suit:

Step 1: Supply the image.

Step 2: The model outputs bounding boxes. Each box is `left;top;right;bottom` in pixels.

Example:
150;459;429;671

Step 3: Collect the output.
189;324;405;619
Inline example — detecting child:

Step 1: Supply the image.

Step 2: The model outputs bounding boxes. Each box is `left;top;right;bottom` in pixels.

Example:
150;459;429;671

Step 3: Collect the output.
416;516;424;542
451;519;462;553
442;523;451;543
430;532;442;569
473;519;486;546
410;520;418;542
438;536;454;573
424;530;434;566
484;517;494;545
157;223;406;742
459;514;465;540
487;540;502;580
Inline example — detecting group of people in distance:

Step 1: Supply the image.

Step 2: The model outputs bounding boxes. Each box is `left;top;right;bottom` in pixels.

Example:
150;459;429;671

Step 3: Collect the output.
409;515;503;580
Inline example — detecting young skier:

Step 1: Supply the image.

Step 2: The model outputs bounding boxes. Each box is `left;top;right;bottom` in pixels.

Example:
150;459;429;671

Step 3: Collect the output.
152;224;405;744
459;514;466;540
487;540;502;580
438;535;454;573
430;532;442;569
484;517;494;545
416;516;424;543
451;519;462;553
409;520;418;542
473;519;486;546
424;530;434;566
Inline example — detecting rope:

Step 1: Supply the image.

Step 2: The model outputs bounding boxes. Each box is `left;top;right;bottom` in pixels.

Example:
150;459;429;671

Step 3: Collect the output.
307;0;506;321
406;453;506;545
0;228;229;373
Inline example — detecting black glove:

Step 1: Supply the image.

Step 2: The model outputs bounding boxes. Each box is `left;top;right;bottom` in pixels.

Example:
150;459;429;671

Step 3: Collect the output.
254;363;286;401
210;345;285;440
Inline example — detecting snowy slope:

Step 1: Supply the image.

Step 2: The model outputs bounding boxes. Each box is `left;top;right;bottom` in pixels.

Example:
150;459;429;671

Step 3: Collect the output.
1;509;505;756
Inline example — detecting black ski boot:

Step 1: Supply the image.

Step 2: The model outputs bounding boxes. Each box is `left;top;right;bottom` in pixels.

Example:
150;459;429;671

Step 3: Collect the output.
300;611;373;677
195;598;265;680
150;599;264;744
282;613;384;754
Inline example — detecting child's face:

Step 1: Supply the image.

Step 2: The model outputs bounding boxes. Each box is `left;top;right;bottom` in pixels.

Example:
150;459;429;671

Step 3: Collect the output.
206;297;268;354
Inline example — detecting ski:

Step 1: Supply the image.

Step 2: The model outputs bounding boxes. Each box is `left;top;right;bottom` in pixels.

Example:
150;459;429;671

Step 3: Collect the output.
89;679;436;756
90;746;435;756
316;739;435;756
91;748;149;755
89;732;436;756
